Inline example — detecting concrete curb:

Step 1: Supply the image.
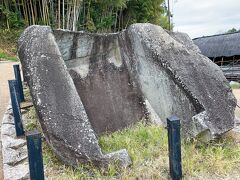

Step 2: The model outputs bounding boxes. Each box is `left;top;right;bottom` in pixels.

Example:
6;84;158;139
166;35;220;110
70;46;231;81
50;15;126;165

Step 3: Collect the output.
1;103;29;180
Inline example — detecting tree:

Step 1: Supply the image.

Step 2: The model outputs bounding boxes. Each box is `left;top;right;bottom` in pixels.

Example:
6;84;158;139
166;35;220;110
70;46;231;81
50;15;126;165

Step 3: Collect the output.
0;0;169;32
227;28;238;33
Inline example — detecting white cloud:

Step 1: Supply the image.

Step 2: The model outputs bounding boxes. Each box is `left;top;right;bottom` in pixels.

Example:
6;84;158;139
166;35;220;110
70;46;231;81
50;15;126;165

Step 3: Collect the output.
172;0;240;38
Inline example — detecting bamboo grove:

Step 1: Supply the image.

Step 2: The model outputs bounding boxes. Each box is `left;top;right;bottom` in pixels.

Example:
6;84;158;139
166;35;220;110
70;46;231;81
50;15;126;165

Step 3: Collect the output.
0;0;169;32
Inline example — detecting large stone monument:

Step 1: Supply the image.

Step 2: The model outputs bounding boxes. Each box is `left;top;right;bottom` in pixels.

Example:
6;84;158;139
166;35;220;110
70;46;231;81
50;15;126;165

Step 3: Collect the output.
18;23;236;167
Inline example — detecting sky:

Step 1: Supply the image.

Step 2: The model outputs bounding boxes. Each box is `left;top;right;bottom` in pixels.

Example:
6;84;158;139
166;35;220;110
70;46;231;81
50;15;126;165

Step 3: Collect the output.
172;0;240;38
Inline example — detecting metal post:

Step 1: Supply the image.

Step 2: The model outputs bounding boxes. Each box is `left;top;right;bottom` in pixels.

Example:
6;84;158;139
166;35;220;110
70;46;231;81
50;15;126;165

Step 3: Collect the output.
8;80;25;137
167;116;182;180
26;130;45;180
13;64;25;102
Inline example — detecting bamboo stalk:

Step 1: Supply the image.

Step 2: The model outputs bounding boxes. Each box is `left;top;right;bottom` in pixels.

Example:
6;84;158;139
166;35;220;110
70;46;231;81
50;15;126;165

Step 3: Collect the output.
27;0;32;25
22;0;28;25
58;0;61;28
33;0;38;24
46;0;50;26
72;0;76;31
39;0;45;24
62;0;65;29
29;0;35;24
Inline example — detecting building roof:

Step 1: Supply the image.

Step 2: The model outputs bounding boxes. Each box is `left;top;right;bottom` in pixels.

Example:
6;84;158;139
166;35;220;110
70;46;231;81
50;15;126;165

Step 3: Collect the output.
193;32;240;58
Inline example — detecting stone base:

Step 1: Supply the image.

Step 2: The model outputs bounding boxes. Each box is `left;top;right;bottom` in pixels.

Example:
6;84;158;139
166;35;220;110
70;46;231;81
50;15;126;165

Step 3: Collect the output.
1;104;29;180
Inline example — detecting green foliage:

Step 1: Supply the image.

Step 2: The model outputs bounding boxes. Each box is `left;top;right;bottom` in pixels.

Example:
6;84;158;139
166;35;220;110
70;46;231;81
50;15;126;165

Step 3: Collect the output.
159;15;170;30
124;0;165;24
226;28;240;34
0;0;169;32
86;0;168;32
0;0;170;59
0;28;23;59
0;29;22;45
0;3;24;29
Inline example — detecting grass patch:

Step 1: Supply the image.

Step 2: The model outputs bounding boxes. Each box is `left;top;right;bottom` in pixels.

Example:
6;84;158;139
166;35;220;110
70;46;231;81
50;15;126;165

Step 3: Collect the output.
231;83;240;89
25;106;39;131
100;122;166;164
231;84;240;89
0;51;17;61
22;88;40;131
23;88;240;179
40;123;240;179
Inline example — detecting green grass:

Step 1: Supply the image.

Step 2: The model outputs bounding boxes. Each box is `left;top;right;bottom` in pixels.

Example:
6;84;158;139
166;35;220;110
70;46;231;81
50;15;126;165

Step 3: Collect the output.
32;122;240;179
0;51;17;61
25;106;39;131
23;88;40;131
39;123;240;179
231;83;240;89
23;88;240;179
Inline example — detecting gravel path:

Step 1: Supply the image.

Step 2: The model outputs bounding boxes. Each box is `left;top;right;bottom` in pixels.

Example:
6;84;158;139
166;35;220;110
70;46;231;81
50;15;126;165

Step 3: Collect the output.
0;61;18;180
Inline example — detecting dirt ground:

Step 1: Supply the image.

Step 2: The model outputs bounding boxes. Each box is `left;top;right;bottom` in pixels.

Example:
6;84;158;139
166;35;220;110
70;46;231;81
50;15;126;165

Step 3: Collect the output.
0;61;17;180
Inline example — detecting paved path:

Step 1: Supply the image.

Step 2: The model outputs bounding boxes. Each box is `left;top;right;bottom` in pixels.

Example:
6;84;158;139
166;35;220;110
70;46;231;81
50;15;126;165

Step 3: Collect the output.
0;61;17;179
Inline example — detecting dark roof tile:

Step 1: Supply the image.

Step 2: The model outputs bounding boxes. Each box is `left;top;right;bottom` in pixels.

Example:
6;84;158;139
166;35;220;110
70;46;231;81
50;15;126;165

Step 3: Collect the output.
193;32;240;58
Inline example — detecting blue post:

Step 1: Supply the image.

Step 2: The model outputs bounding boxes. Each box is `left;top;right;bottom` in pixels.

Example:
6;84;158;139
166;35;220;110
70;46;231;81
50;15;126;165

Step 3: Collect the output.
13;64;25;102
26;130;45;180
167;116;182;180
8;80;25;137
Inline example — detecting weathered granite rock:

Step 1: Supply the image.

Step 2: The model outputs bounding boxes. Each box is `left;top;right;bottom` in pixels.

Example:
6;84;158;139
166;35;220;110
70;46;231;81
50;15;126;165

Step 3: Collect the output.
17;23;236;167
53;31;146;134
18;25;131;168
53;23;236;139
167;31;201;53
122;24;236;138
1;105;29;180
3;163;29;180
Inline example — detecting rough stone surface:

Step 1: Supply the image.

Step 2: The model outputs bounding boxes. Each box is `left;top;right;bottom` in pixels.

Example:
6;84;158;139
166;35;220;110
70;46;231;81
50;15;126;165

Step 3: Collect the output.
123;24;236;138
54;23;236;138
104;149;132;168
167;31;201;53
53;30;146;134
18;25;131;168
1;105;29;180
17;23;236;167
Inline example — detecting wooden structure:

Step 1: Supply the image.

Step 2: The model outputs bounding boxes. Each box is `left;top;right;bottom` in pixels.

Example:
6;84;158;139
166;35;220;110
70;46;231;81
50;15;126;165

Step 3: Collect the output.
193;32;240;82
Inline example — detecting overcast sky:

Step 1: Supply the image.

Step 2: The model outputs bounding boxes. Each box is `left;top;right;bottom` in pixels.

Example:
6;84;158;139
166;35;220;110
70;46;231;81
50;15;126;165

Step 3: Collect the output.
173;0;240;38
